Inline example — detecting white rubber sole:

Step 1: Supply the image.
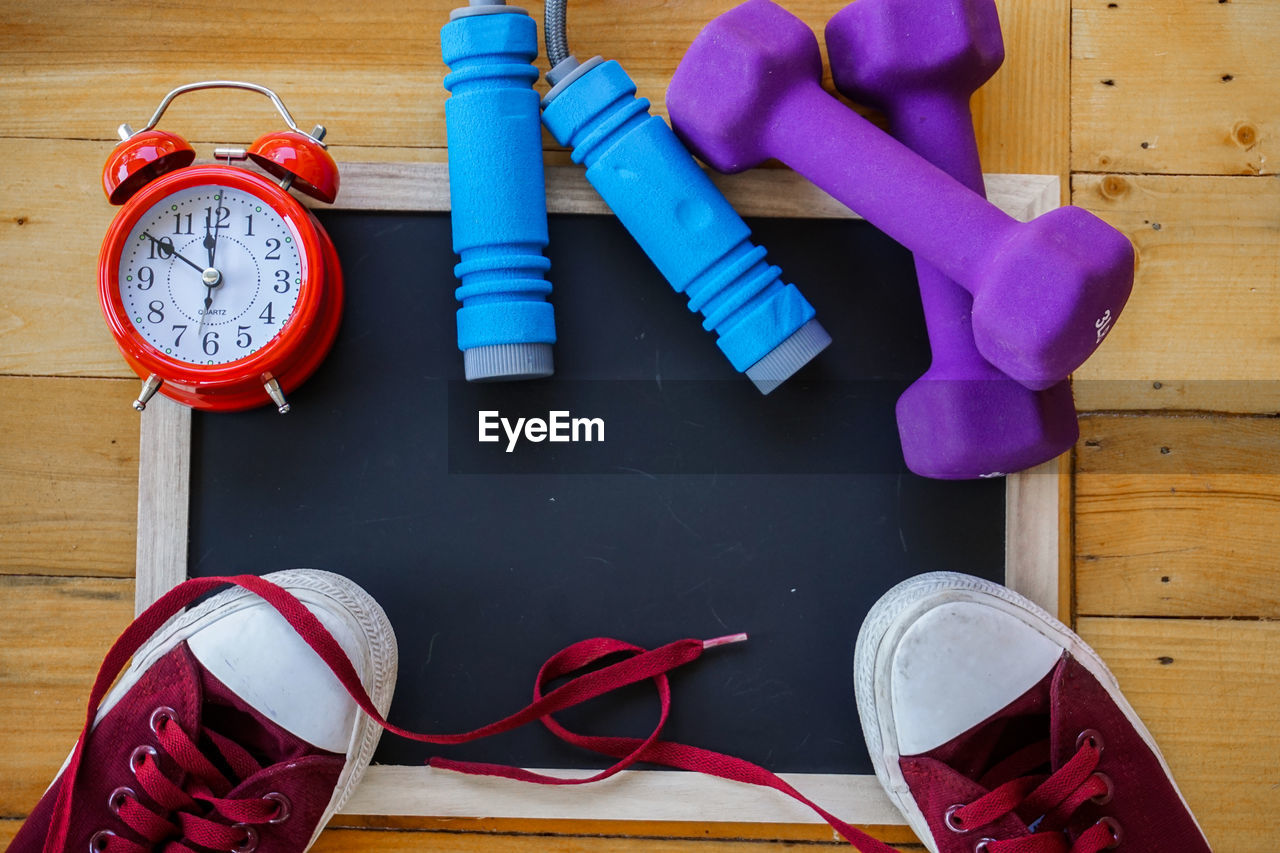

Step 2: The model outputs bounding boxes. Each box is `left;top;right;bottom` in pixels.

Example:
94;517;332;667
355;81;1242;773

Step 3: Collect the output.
853;571;1207;853
58;569;398;853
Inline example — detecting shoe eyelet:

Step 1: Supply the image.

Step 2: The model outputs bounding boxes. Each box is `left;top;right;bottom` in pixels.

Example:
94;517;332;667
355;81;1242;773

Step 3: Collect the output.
149;705;177;736
944;804;970;833
1099;816;1123;849
262;792;291;824
129;744;158;775
107;786;136;816
974;838;998;853
1075;728;1104;754
231;824;258;853
89;830;116;852
1091;771;1115;805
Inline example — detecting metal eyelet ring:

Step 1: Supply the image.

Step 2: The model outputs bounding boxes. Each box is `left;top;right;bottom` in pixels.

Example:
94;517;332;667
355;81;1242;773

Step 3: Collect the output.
89;830;117;852
262;791;291;824
149;705;177;736
973;838;998;853
1099;816;1123;849
129;744;158;775
1075;728;1105;754
944;804;970;833
232;824;259;853
107;786;136;816
1090;771;1115;805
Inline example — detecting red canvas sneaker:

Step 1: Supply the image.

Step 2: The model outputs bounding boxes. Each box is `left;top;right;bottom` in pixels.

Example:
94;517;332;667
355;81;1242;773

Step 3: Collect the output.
855;572;1212;853
8;569;397;853
7;569;903;853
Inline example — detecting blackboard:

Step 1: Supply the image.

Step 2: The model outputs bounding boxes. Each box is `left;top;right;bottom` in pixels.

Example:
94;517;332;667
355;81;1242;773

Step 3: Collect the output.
138;163;1064;826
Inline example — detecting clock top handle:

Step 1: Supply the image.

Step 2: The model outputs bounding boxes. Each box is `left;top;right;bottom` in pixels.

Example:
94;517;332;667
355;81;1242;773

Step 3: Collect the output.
103;81;338;205
124;81;314;144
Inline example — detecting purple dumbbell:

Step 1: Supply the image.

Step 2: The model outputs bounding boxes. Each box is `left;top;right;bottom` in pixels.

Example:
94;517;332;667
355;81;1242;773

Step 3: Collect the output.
824;0;1077;479
666;0;1134;390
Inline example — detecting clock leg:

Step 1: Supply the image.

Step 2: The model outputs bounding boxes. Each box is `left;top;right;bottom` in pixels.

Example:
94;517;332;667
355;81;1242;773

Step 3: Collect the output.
133;374;163;412
264;378;291;415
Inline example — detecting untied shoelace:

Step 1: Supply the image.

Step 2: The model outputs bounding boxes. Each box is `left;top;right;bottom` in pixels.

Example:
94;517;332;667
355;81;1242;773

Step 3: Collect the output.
42;575;1102;853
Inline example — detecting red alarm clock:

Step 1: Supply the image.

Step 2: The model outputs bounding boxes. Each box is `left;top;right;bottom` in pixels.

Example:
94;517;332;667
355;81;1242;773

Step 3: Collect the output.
98;81;343;414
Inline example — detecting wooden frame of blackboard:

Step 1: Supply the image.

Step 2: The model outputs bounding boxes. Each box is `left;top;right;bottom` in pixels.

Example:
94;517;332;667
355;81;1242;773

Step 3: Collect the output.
133;162;1068;829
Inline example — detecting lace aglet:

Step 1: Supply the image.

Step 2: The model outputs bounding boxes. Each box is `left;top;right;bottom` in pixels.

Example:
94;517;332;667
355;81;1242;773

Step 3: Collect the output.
703;632;749;649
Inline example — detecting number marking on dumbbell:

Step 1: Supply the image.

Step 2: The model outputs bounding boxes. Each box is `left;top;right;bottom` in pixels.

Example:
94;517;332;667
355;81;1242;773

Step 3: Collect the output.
1095;309;1113;344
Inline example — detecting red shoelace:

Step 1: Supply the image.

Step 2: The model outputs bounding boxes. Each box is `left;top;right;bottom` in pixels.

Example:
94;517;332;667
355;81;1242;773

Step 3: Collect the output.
95;705;290;853
39;575;1103;853
944;731;1120;853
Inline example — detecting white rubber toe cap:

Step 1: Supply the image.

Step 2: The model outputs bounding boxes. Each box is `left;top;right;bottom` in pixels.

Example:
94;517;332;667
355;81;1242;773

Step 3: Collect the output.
890;600;1063;755
188;594;368;754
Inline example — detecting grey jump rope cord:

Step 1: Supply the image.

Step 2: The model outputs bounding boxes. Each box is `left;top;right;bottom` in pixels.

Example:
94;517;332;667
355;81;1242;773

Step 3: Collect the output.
545;0;570;69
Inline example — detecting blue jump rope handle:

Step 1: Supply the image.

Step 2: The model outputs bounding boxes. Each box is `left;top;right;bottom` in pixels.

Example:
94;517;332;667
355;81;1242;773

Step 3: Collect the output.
442;9;555;379
541;59;818;374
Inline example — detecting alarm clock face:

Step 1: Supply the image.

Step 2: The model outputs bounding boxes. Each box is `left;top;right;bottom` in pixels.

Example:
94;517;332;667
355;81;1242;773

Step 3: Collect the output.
117;183;304;365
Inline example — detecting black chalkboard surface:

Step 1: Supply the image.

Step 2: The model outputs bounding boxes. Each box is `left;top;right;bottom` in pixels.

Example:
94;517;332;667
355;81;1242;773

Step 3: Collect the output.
188;210;1005;777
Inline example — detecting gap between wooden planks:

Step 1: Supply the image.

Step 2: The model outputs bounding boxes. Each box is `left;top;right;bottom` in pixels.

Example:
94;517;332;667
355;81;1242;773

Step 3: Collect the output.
1072;173;1280;413
1074;412;1280;618
0;0;1067;180
0;376;139;578
9;142;1279;418
1076;616;1280;853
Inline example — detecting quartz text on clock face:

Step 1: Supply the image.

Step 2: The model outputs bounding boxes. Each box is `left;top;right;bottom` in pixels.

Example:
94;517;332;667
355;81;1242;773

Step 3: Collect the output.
119;183;304;366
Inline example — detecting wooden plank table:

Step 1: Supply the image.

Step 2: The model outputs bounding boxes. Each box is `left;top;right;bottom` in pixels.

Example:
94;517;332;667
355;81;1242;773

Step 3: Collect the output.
2;1;1277;849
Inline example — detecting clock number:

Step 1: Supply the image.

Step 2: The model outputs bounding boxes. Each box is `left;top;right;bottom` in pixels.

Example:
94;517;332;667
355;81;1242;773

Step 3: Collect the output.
204;206;230;231
147;236;175;260
236;326;252;349
274;269;291;293
137;266;154;290
244;214;254;237
172;325;188;347
258;302;275;324
264;238;281;260
202;331;220;356
172;213;193;235
147;301;164;323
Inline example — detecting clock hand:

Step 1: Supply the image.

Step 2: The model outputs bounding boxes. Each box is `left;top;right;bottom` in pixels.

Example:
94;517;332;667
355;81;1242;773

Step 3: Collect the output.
203;198;221;268
203;220;217;268
197;267;223;337
141;231;204;275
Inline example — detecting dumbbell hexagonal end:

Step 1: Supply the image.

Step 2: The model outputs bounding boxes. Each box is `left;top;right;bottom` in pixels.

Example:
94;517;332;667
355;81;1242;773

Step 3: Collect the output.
897;376;1078;479
974;206;1135;389
668;0;823;174
825;0;1004;105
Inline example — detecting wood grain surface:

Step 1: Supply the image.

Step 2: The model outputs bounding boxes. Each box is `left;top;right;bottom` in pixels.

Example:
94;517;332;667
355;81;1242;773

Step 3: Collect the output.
1071;0;1277;176
0;0;1062;177
0;576;134;813
2;0;1278;850
1075;413;1280;618
0;822;920;852
0;376;139;577
1078;616;1280;852
1072;173;1280;412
